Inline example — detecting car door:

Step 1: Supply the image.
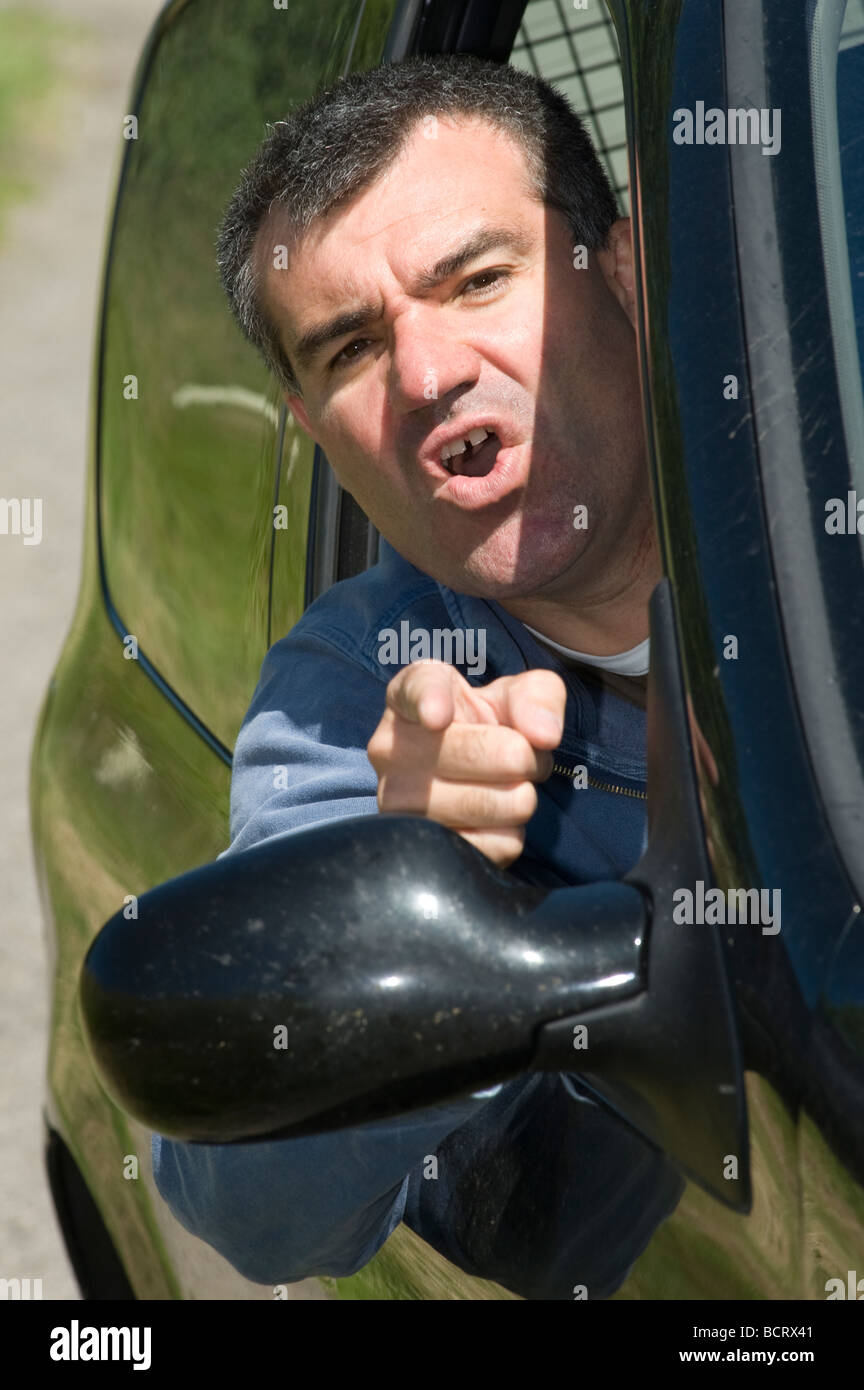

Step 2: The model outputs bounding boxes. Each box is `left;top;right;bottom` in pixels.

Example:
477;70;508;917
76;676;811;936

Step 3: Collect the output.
50;0;864;1304
596;0;864;1301
32;0;393;1300
717;0;864;1298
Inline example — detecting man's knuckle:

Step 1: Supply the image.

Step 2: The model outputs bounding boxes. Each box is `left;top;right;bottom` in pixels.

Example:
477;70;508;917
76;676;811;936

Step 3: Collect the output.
505;732;538;776
456;730;487;772
522;668;566;702
496;828;526;867
513;782;538;820
367;729;392;769
378;772;405;808
463;785;497;822
386;775;426;814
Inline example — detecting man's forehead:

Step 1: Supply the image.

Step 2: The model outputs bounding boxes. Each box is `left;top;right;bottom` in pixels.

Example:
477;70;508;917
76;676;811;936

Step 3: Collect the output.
285;218;540;373
261;122;541;336
257;114;537;284
274;215;536;297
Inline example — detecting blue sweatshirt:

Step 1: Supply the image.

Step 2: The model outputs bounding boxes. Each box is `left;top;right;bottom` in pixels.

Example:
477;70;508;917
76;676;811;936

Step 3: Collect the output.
152;538;685;1299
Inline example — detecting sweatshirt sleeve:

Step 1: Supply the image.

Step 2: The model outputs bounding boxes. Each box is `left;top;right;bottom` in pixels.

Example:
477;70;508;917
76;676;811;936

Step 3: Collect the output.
151;620;501;1284
222;622;386;855
151;1090;501;1285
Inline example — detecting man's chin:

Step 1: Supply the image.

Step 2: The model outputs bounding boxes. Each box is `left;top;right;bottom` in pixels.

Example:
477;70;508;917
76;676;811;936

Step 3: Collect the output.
413;538;591;602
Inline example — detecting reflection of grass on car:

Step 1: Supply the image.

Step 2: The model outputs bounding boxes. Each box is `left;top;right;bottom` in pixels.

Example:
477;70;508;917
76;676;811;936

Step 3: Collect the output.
327;1221;522;1299
613;1075;801;1300
95;0;357;751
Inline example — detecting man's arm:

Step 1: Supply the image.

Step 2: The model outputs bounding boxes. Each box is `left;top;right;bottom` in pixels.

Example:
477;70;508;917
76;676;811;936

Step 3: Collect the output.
221;623;385;855
152;625;510;1284
152;1090;500;1285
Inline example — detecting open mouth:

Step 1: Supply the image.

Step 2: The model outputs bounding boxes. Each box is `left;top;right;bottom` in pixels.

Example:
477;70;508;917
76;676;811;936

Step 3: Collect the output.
440;427;499;478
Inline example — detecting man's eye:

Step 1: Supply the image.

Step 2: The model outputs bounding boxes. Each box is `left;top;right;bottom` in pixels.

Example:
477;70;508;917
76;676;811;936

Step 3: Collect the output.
329;338;371;371
326;274;509;371
463;269;510;298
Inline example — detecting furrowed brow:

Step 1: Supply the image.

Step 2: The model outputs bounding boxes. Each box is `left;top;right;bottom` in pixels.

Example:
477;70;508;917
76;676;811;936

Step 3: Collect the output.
293;303;380;372
292;224;535;372
411;224;535;292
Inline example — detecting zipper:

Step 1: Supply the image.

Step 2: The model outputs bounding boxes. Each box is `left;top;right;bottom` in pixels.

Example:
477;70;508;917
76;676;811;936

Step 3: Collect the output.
551;760;647;801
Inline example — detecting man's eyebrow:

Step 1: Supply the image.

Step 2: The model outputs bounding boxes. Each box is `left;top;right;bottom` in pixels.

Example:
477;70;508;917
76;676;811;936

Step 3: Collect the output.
291;223;535;371
412;224;535;292
293;305;380;372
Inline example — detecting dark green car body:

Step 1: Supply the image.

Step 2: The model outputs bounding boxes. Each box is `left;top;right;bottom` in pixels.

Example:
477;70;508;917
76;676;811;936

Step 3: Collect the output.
31;0;864;1299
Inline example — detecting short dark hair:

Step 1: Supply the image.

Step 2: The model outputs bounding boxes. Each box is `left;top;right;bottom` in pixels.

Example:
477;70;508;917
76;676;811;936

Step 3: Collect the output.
216;52;620;396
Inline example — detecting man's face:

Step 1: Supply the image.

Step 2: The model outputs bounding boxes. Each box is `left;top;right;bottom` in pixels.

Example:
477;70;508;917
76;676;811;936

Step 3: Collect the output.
259;115;649;600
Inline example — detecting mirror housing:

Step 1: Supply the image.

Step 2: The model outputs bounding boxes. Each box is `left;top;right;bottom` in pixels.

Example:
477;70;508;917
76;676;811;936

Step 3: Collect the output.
80;815;645;1140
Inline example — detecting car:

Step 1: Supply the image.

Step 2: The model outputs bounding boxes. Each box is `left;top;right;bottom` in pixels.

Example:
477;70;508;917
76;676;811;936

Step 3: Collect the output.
31;0;864;1302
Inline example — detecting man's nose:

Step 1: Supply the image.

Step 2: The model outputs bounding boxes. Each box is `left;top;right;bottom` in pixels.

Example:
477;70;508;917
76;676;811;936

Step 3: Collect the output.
387;308;482;410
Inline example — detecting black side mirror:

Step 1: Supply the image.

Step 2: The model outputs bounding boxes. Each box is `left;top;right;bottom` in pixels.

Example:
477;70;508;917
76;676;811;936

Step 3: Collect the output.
80;581;749;1210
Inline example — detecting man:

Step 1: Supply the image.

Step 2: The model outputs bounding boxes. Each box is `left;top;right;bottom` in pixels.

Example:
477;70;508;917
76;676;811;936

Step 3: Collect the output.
152;52;684;1300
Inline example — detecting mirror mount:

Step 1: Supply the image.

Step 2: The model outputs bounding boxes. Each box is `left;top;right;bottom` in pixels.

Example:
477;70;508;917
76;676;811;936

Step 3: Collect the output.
534;580;750;1210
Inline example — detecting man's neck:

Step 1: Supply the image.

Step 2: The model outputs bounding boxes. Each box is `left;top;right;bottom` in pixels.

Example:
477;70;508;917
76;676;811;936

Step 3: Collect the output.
498;522;662;657
503;600;650;656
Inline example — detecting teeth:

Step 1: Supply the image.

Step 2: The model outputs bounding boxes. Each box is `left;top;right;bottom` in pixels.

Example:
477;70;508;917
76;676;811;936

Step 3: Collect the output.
440;426;490;466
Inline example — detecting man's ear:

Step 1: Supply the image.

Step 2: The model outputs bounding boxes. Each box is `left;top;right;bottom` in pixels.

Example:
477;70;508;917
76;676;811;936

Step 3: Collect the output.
596;217;638;329
284;391;317;441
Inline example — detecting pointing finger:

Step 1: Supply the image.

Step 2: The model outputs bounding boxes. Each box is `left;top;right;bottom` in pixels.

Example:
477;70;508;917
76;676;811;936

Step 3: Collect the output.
482;669;567;748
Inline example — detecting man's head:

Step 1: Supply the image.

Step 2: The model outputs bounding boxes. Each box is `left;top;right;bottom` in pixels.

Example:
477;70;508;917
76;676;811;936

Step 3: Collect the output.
218;54;653;606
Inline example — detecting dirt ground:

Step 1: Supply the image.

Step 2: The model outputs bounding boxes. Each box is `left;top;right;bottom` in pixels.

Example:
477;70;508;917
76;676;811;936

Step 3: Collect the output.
0;0;164;1301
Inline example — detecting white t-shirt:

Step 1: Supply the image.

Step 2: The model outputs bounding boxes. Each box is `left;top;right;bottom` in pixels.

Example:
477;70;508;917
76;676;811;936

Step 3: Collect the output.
523;626;650;677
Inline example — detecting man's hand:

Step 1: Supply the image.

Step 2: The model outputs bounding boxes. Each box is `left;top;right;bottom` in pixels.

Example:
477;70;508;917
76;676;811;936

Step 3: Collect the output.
366;660;567;868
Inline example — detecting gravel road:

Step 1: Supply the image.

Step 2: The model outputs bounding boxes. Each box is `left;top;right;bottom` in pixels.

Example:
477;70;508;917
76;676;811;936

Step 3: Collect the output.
0;0;164;1302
